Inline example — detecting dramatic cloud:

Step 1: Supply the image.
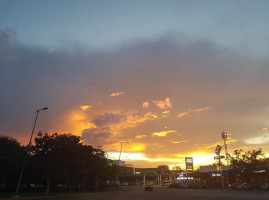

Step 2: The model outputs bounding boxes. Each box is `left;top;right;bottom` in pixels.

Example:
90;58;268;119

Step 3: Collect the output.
2;28;269;167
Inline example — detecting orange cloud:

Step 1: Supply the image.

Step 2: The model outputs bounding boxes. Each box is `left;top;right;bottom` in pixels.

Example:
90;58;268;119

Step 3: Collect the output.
126;111;157;126
153;130;177;137
55;111;95;136
135;134;146;139
110;92;125;97
131;144;145;151
203;138;238;149
153;97;172;110
80;105;92;111
177;106;211;118
142;102;149;108
162;110;170;114
170;140;188;144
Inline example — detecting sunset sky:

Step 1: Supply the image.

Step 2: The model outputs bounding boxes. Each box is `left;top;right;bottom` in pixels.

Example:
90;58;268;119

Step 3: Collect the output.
1;0;269;169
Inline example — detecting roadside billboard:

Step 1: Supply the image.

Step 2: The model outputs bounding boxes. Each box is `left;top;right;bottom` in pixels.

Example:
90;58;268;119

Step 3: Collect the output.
185;157;193;172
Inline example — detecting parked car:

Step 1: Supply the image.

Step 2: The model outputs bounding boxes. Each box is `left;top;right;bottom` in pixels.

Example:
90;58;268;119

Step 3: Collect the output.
231;183;242;189
120;182;128;186
145;181;153;191
260;183;269;190
240;183;252;190
145;184;153;191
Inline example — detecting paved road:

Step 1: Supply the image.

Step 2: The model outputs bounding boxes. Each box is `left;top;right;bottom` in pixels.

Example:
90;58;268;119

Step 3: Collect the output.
35;186;269;200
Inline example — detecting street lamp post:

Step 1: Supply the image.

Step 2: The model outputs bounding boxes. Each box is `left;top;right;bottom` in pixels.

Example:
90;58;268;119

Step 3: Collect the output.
116;141;129;182
15;107;48;197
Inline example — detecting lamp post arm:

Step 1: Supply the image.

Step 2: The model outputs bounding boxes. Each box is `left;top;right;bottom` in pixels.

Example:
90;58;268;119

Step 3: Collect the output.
28;110;39;148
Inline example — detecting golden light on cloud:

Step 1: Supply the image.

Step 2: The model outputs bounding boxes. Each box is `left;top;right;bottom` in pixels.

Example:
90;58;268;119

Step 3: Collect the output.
226;139;238;144
153;130;177;137
135;134;146;139
153;97;172;110
203;138;238;149
110;92;125;97
177;112;189;118
170;140;188;144
153;132;167;137
263;128;269;131
70;112;86;121
162;110;170;114
55;111;96;136
126;111;157;126
142;102;149;109
177;106;211;118
80;105;92;111
131;144;145;151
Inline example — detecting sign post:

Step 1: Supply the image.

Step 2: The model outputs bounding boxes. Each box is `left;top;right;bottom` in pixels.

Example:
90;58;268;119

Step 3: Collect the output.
215;145;224;189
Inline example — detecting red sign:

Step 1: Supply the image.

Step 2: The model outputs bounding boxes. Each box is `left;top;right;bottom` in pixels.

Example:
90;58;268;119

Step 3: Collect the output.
215;145;222;155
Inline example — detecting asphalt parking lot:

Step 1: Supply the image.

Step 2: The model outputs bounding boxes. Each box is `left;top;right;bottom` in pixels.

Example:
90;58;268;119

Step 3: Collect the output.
16;186;269;200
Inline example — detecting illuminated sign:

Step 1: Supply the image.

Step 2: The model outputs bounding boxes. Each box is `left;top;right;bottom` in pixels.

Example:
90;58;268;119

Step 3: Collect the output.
212;173;221;177
215;145;222;155
185;157;193;172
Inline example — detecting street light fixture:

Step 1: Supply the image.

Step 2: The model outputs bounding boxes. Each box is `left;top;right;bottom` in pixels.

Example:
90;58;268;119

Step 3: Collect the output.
15;107;48;197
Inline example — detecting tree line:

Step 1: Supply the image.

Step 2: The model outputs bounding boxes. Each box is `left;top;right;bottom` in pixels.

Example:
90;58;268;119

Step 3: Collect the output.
0;133;116;193
227;148;269;184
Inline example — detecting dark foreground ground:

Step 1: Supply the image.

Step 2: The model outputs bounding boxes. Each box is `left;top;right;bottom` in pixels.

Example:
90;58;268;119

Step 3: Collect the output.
7;186;269;200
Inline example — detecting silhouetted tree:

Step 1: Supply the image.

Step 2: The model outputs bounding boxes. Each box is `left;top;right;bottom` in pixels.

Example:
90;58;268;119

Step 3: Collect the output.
28;133;112;192
0;135;25;190
227;149;268;183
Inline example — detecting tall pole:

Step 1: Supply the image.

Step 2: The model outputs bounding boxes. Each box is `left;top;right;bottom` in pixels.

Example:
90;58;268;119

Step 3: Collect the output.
218;157;224;189
118;142;123;167
116;141;129;181
221;132;228;165
15;107;48;197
